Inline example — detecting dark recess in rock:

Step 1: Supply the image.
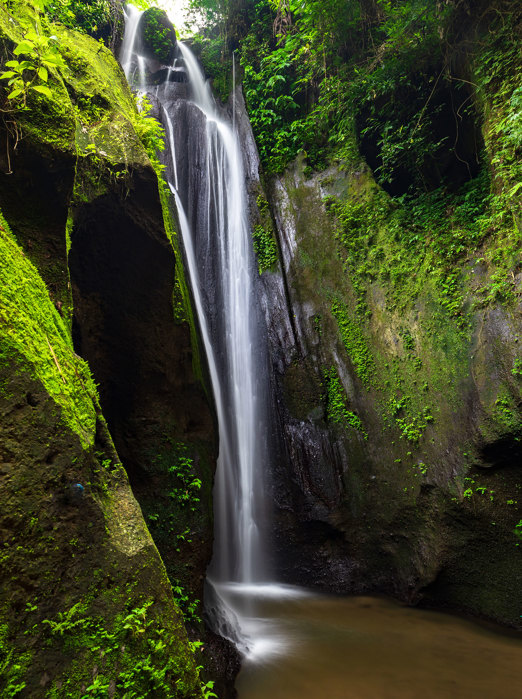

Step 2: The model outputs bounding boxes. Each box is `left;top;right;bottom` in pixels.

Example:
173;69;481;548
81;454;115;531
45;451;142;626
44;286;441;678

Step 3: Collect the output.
480;434;522;469
355;69;484;196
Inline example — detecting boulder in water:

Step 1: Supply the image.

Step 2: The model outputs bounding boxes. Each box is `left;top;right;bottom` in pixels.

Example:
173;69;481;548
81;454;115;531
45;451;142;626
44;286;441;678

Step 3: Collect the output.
138;7;177;65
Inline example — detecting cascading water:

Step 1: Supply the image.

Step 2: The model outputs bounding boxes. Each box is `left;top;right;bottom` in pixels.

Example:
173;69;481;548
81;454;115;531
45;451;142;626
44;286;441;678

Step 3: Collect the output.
121;5;301;657
166;38;270;601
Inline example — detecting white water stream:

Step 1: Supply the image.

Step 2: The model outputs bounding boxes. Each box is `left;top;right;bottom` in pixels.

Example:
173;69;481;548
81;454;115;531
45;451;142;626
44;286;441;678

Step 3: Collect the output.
121;5;293;658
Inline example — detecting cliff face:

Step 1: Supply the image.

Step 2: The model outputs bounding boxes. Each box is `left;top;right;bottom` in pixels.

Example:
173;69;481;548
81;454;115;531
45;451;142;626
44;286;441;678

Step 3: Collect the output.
261;158;521;626
0;2;216;695
236;7;522;626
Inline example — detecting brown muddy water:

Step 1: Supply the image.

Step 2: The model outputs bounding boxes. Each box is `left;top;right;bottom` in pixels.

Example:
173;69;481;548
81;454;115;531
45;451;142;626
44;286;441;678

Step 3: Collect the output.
236;593;522;699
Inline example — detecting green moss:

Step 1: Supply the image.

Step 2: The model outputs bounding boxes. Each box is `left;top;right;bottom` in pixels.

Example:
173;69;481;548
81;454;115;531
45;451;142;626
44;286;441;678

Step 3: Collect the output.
55;23;137;126
0;210;97;447
331;300;375;388
0;2;148;164
324;366;367;438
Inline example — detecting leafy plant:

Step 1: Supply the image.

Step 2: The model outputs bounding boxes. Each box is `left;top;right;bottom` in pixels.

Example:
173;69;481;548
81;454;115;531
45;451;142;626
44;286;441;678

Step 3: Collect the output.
201;679;218;698
166;447;202;511
331;300;375;387
252;224;278;273
324;366;367;437
172;583;201;624
41;603;89;636
121;601;153;637
514;519;522;546
45;0;116;42
191;32;232;103
83;674;111;697
131;95;166;163
0;27;65;108
36;597;209;696
512;358;522;378
140;7;176;64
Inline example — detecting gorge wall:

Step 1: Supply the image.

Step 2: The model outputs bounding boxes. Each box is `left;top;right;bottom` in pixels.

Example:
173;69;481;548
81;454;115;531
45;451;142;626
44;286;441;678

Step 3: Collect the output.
1;0;521;695
260;156;522;626
230;0;522;628
0;1;217;695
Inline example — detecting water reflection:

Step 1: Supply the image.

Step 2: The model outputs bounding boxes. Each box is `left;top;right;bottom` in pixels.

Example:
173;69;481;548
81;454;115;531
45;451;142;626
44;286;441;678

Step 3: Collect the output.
236;594;522;698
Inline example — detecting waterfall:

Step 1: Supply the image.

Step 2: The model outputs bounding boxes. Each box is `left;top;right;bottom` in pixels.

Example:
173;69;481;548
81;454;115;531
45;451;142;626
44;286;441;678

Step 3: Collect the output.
121;6;284;656
120;5;141;77
168;41;269;590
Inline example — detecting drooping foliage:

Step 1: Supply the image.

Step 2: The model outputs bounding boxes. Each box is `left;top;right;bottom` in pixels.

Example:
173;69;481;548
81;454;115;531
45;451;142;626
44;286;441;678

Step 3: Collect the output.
36;0;124;45
188;0;519;194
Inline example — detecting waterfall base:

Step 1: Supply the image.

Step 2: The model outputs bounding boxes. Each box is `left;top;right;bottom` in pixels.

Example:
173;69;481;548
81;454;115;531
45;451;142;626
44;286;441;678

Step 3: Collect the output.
205;580;310;660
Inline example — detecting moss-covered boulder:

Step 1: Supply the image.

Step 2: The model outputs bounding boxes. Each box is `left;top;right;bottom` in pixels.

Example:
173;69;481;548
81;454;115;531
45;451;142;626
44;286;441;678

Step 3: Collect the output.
138;7;177;65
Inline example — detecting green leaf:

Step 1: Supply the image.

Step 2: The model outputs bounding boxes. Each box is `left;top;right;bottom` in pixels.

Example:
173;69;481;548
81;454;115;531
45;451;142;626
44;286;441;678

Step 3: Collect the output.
508;182;522;197
0;71;16;79
31;85;52;98
24;30;41;42
37;66;48;82
7;88;24;100
13;41;35;56
41;53;65;68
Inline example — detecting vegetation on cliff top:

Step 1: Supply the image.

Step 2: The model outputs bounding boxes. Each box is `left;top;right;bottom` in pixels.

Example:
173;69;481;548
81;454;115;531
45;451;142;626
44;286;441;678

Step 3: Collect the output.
192;0;521;401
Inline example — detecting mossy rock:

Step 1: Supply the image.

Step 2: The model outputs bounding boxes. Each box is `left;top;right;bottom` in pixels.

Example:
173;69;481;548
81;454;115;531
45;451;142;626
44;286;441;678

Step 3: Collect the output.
138;8;177;65
264;132;522;625
0;209;204;696
0;2;212;694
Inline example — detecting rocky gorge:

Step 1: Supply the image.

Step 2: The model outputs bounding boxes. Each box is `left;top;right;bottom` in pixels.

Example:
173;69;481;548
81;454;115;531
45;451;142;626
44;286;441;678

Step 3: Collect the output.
0;0;521;696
